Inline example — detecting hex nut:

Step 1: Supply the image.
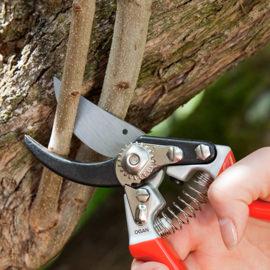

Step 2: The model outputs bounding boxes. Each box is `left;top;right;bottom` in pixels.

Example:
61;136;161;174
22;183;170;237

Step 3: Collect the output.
195;144;211;160
136;188;150;203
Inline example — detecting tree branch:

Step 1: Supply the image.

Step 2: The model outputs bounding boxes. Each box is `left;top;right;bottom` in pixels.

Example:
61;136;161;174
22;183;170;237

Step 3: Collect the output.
99;0;153;116
30;0;96;232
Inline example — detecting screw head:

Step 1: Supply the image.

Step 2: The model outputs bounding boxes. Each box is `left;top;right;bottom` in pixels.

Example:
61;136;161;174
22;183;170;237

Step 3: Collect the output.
166;146;183;162
195;144;211;160
136;188;150;203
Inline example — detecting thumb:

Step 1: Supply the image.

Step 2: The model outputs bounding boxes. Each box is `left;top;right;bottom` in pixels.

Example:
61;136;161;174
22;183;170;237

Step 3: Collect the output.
208;147;270;249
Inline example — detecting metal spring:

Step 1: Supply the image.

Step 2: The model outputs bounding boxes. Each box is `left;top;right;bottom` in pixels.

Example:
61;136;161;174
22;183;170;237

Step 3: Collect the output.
154;171;213;237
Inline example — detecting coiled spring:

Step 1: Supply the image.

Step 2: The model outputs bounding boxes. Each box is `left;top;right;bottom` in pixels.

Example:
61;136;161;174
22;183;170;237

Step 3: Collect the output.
154;171;213;237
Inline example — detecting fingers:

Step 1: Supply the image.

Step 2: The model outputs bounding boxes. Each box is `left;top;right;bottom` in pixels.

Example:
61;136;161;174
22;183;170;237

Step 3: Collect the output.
208;147;270;249
131;260;169;270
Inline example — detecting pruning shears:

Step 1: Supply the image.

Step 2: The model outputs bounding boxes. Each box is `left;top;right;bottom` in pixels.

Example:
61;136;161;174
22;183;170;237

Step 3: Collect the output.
24;78;270;270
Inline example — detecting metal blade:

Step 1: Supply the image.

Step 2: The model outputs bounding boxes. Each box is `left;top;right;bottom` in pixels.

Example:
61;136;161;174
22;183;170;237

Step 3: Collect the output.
53;78;144;157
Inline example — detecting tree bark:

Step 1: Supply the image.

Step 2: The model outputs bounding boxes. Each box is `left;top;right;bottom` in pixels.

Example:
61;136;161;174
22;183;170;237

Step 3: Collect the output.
0;0;269;269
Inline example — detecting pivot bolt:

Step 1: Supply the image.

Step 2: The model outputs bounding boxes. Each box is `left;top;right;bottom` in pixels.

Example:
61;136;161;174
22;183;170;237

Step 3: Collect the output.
128;154;140;166
195;144;211;160
121;144;151;177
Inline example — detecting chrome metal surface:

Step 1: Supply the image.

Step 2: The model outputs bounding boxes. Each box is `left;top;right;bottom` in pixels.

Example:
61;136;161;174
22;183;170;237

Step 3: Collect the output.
54;77;144;157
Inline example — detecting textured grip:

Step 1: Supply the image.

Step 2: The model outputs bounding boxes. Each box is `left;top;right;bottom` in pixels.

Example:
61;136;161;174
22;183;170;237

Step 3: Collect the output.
130;238;186;270
219;151;270;221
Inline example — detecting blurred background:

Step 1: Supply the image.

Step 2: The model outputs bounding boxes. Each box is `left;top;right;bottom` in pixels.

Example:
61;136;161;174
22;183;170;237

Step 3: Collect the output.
48;45;270;270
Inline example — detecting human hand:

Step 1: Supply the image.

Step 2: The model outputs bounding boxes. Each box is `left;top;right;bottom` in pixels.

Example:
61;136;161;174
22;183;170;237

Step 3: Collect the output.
131;147;270;270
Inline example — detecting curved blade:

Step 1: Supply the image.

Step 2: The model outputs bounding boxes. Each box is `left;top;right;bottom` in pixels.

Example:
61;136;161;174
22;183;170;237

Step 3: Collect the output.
54;78;144;157
24;135;121;187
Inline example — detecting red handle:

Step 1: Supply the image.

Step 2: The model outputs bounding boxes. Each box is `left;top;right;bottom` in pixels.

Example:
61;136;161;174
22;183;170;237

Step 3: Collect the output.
130;238;186;270
219;151;270;221
249;200;270;220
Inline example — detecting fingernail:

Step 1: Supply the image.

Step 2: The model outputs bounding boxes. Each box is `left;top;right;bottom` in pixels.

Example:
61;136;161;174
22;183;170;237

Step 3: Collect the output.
218;218;238;249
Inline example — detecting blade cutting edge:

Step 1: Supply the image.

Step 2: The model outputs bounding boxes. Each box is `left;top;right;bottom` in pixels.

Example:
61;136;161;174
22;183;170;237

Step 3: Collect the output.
53;78;144;157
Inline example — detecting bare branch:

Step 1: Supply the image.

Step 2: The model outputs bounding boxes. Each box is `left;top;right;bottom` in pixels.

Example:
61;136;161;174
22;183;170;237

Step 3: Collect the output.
81;80;95;95
99;0;153;116
30;0;96;232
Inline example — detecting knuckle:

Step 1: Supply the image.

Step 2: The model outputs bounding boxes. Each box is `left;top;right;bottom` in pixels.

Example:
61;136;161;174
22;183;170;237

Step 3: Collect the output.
208;180;228;205
257;147;270;154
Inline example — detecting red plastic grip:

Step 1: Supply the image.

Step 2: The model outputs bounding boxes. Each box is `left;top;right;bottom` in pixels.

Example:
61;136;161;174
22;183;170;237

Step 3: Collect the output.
130;238;186;270
218;151;270;221
249;200;270;220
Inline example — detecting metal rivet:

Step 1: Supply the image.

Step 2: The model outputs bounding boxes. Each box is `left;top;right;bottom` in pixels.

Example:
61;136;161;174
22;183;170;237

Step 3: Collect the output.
135;203;148;225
